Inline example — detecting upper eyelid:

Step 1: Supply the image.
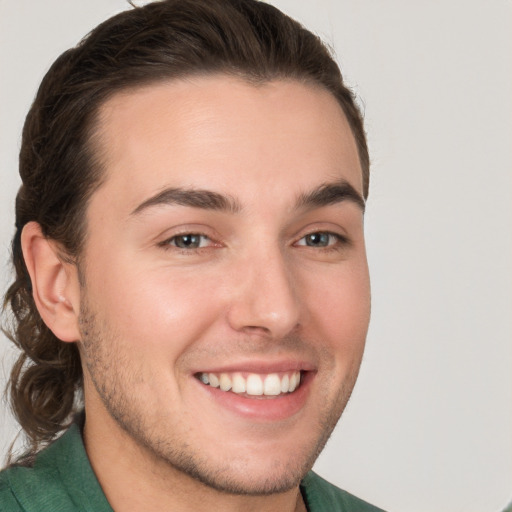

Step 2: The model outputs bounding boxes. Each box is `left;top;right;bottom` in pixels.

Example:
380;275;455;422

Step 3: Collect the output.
294;228;349;242
291;218;350;237
155;226;217;243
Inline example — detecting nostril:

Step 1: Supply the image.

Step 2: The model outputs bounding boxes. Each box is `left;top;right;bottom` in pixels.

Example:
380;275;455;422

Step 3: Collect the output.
242;325;272;335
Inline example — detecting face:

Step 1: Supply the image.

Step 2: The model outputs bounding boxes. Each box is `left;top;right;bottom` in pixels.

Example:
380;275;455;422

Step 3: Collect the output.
77;76;370;495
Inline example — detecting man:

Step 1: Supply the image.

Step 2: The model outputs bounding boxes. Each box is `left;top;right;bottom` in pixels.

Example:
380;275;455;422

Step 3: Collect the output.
0;0;382;510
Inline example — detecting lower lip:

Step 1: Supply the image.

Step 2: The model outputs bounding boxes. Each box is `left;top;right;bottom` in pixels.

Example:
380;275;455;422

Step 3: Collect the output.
195;371;314;422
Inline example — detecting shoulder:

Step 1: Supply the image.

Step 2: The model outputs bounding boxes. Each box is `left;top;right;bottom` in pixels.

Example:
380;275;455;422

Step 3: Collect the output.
0;470;23;511
301;472;386;512
0;437;73;512
0;423;111;512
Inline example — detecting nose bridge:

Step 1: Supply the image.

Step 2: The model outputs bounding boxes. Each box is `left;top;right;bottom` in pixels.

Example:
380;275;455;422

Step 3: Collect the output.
227;241;300;337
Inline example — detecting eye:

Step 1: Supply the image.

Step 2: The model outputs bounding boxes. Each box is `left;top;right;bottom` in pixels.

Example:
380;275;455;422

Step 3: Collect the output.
165;233;211;249
295;232;345;248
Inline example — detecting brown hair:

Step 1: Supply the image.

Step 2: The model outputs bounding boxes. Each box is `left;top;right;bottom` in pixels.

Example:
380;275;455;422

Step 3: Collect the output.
3;0;369;458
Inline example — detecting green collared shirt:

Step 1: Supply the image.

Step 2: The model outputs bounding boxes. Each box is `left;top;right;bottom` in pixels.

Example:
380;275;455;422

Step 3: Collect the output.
0;424;384;511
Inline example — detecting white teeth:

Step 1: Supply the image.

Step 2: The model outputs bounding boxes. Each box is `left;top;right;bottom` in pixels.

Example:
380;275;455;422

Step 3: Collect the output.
280;374;290;393
219;373;232;391
232;373;246;393
246;374;264;395
263;374;281;396
289;372;299;392
208;373;219;388
199;370;302;396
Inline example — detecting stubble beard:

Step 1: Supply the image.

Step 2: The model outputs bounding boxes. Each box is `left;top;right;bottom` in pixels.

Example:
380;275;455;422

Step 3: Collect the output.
78;297;361;496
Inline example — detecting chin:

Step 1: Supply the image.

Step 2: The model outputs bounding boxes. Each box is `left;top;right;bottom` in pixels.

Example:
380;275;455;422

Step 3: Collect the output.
139;422;333;496
169;454;311;496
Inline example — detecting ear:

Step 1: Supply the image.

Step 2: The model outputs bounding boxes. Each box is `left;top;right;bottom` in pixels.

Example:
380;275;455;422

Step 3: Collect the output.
21;221;81;342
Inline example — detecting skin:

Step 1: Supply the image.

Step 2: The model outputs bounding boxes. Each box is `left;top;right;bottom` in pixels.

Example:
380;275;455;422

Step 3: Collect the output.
25;76;371;512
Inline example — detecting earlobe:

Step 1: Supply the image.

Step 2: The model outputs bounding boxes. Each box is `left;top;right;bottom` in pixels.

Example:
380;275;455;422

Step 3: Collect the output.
21;221;81;343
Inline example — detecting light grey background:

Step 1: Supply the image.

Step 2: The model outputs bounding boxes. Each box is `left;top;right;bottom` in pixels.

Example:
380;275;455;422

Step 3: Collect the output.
1;1;511;511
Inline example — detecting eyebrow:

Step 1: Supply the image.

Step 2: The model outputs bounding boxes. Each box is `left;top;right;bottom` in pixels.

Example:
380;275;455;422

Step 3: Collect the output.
295;180;366;213
131;187;242;216
130;179;365;217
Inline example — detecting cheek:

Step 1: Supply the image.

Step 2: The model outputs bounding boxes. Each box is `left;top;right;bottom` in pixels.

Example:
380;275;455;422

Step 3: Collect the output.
85;260;225;356
302;262;371;352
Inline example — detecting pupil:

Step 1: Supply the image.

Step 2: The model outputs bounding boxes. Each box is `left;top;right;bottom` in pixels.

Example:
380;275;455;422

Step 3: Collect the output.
307;233;328;246
177;235;199;248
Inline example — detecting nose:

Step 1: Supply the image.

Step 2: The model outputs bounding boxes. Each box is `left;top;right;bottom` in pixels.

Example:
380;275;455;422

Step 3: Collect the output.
226;247;301;339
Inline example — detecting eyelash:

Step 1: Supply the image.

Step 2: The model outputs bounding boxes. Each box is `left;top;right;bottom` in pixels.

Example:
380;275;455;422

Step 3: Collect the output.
295;231;350;251
159;231;350;254
159;233;214;252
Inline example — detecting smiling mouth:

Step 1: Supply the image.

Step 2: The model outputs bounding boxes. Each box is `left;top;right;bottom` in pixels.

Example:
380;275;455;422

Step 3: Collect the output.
195;371;302;397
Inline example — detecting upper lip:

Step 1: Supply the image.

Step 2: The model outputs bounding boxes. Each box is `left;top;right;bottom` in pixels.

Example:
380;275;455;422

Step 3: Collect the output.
192;359;317;375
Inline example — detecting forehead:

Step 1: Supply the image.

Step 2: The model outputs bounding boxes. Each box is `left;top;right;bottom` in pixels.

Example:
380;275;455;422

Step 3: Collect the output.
91;75;362;214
